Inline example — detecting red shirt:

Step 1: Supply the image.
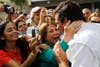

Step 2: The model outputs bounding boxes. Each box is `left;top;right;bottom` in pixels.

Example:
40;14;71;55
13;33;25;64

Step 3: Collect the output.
0;48;22;67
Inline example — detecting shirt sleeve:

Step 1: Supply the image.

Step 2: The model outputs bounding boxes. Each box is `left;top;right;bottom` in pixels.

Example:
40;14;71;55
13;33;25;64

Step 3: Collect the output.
0;50;11;66
67;43;99;67
60;39;69;52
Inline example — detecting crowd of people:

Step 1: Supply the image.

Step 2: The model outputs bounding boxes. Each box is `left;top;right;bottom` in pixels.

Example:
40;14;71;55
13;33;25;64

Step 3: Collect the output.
0;0;100;67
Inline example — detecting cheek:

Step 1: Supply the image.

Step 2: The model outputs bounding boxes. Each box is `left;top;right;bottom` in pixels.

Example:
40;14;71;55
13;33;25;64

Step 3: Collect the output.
4;33;12;39
18;27;22;31
46;33;53;41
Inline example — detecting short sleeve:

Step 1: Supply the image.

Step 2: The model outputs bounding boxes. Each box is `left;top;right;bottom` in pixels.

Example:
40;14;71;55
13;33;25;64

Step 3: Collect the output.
0;50;11;66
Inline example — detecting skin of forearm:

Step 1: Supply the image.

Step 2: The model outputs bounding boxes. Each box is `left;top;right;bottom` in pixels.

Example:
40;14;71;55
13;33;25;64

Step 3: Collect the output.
21;52;37;67
59;61;68;67
53;41;69;67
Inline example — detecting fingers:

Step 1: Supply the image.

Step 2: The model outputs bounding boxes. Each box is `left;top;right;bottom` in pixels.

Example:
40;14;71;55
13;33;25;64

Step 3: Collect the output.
64;20;71;29
39;44;49;50
70;20;81;28
66;20;71;26
64;20;82;34
54;48;61;57
53;48;61;63
35;46;42;53
70;21;82;33
74;21;82;32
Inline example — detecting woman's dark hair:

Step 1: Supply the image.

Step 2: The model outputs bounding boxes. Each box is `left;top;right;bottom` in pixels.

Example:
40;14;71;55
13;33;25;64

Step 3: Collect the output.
16;38;30;63
0;21;9;51
15;19;25;30
58;0;85;23
0;21;29;63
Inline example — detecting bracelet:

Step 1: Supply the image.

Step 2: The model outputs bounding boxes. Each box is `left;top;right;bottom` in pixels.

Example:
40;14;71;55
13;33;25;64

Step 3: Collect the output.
60;39;69;52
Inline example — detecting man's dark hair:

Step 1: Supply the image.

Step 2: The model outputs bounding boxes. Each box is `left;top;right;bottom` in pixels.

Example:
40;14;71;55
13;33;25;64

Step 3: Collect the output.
58;0;85;23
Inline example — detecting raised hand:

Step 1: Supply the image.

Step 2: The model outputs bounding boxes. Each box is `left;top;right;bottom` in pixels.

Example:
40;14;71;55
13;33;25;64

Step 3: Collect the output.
62;20;82;42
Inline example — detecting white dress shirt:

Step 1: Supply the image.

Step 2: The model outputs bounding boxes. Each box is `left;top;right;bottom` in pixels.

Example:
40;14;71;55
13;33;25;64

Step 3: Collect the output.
67;22;100;67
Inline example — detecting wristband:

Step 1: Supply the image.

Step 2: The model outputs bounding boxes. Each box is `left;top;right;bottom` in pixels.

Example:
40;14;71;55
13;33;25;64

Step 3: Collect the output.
60;39;69;52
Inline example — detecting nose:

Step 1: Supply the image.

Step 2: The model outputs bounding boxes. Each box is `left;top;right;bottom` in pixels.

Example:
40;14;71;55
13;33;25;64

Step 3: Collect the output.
54;29;59;35
13;29;18;33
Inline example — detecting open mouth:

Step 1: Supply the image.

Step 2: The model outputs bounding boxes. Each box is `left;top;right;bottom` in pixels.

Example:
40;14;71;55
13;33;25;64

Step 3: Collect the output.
54;35;60;40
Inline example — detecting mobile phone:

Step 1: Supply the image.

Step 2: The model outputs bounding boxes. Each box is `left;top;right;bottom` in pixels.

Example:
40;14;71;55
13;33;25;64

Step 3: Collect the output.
32;29;35;37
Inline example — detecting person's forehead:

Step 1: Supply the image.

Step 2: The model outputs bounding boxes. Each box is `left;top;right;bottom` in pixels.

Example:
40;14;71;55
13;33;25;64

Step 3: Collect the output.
18;21;25;24
48;24;56;28
83;9;91;13
5;23;15;29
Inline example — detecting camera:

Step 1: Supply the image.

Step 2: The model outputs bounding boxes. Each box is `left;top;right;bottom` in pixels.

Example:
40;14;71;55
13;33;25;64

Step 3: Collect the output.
4;3;15;14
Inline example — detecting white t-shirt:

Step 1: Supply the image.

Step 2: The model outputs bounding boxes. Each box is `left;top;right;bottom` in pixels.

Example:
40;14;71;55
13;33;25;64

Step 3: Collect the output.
67;22;100;67
26;26;39;37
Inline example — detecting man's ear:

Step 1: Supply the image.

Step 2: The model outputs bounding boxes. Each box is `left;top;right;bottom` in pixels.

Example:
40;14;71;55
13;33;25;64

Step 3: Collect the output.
0;36;5;40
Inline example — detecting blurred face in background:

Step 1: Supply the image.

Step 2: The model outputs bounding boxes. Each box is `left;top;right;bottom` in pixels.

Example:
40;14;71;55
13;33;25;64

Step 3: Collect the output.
32;8;41;26
33;12;40;24
18;21;27;34
82;8;92;21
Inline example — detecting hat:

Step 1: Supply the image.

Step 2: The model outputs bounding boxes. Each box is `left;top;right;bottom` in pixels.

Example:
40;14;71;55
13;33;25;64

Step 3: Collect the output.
31;6;41;13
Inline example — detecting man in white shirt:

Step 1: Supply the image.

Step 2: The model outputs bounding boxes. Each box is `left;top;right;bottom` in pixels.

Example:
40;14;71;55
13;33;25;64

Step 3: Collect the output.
56;0;100;67
67;23;100;67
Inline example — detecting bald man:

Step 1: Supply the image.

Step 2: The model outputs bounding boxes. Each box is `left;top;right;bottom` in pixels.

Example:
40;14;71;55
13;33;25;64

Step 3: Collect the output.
82;8;92;22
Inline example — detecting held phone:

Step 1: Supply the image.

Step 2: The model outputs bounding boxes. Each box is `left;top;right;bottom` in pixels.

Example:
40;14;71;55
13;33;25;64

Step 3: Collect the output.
32;28;39;37
32;28;41;45
32;29;35;37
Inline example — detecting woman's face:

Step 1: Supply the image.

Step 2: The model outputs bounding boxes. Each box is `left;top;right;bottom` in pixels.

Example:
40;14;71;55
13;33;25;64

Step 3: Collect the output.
18;21;27;34
33;13;40;25
4;22;18;41
46;24;60;44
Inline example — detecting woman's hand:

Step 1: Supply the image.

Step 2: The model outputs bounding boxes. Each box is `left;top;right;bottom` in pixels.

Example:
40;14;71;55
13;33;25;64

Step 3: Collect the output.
62;20;82;42
53;41;68;67
54;48;67;63
29;36;49;54
38;7;47;27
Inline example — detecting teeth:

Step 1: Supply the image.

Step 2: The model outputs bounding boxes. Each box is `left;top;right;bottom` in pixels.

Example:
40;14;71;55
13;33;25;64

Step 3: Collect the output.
54;35;59;39
54;35;59;37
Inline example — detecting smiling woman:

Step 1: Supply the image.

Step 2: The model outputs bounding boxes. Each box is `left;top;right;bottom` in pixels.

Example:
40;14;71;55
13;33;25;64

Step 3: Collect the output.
0;21;39;67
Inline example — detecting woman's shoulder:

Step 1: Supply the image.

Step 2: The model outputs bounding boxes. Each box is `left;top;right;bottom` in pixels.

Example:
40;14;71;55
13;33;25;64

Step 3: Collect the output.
0;50;10;56
0;50;6;54
0;50;11;66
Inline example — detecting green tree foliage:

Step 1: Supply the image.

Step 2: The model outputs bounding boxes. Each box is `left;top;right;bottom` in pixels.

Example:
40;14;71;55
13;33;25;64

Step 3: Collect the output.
10;0;28;10
0;1;4;4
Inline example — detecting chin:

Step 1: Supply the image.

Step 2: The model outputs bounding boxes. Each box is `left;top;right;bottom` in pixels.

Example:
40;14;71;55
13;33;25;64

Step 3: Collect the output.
53;40;58;44
12;38;19;41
